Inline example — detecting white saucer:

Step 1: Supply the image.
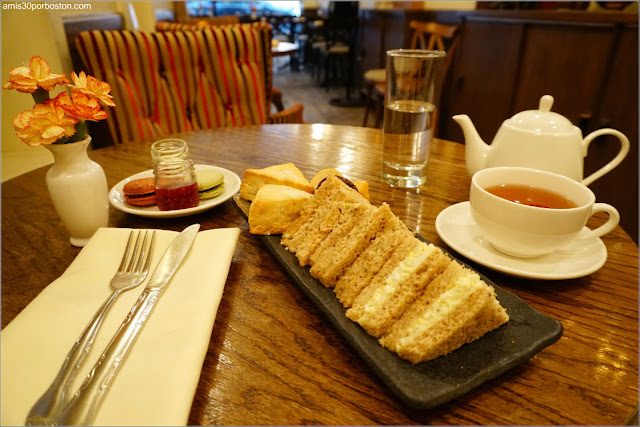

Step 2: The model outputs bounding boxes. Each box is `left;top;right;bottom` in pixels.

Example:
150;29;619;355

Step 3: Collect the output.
109;164;241;218
435;202;608;280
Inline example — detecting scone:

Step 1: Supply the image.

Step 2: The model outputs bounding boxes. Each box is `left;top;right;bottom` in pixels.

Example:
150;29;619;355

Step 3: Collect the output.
240;163;314;201
248;184;313;235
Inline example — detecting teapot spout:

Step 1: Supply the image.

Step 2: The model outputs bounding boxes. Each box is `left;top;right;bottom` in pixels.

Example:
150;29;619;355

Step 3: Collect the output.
452;114;490;176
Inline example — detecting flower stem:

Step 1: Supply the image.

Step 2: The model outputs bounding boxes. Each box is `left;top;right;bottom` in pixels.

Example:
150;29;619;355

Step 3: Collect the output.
31;88;50;105
70;120;88;142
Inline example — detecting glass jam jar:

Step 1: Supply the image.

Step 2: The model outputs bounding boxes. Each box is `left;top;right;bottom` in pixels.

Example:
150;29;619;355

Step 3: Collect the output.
150;138;189;164
153;159;199;211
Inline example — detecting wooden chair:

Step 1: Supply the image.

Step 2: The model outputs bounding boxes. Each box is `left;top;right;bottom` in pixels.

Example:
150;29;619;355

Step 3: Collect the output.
361;20;459;131
76;23;303;145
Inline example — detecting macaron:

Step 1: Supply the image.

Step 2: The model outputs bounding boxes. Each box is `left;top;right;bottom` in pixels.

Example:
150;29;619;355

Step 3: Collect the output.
123;177;156;206
196;170;225;200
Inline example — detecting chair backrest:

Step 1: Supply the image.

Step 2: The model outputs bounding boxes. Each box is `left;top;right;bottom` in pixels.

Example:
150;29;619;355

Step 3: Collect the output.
178;15;240;26
75;23;273;144
408;21;459;138
409;21;458;51
155;21;195;32
155;16;240;32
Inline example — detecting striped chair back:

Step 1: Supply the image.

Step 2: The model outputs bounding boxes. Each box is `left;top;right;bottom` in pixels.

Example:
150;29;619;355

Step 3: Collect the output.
76;23;274;144
179;15;240;26
154;21;197;32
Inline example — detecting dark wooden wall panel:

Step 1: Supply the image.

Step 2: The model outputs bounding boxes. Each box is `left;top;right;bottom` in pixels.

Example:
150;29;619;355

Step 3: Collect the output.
359;10;385;72
584;25;639;241
514;24;615;124
381;11;408;55
443;20;523;145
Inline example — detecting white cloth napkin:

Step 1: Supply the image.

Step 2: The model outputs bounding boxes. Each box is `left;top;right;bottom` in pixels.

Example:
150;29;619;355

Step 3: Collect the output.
1;226;240;426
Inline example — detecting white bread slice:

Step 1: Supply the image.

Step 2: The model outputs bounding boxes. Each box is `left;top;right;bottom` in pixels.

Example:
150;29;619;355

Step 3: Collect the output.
240;163;313;201
248;184;312;235
379;265;509;363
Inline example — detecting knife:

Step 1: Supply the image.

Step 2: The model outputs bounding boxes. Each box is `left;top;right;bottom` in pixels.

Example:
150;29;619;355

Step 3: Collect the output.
51;223;200;426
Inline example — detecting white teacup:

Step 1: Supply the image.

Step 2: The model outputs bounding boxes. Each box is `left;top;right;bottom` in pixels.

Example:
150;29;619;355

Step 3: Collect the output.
470;167;620;258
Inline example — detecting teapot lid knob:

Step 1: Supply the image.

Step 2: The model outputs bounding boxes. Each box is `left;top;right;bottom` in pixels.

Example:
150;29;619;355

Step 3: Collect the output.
539;95;554;112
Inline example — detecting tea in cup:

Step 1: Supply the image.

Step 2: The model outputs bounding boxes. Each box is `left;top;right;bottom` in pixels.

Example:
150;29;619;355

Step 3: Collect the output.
469;167;620;258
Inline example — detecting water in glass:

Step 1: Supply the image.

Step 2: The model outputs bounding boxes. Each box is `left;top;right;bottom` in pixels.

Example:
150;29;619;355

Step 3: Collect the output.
382;99;435;188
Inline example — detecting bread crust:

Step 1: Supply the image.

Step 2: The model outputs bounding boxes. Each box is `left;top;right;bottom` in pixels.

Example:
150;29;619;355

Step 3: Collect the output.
240;163;313;201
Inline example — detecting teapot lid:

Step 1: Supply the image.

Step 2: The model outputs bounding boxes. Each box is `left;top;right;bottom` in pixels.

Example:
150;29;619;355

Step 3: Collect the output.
505;95;576;134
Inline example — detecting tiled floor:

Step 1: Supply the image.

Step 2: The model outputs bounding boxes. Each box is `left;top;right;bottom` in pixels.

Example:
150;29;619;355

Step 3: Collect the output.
272;64;370;127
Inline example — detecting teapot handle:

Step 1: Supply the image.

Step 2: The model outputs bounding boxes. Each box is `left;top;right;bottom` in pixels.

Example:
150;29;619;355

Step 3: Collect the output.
581;128;629;186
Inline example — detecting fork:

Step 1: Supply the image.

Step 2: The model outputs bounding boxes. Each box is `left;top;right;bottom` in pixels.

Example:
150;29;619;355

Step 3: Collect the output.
25;230;156;426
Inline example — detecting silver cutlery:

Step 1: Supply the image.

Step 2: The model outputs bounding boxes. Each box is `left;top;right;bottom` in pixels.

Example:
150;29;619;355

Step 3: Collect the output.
26;230;156;426
53;223;200;426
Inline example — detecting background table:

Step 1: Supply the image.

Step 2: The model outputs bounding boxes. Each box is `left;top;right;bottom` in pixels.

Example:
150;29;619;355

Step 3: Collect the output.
2;124;637;425
272;41;299;71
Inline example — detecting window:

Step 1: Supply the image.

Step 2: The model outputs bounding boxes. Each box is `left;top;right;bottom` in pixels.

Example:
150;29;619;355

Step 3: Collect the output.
186;1;301;17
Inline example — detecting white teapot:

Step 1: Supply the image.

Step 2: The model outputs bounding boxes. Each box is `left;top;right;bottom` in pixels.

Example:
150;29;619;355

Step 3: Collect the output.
453;95;629;186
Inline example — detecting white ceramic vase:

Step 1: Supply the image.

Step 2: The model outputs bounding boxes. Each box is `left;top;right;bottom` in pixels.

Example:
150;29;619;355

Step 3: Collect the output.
45;136;109;247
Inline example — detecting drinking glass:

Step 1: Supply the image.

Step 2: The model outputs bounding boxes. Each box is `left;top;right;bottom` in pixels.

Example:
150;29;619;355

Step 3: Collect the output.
381;49;446;188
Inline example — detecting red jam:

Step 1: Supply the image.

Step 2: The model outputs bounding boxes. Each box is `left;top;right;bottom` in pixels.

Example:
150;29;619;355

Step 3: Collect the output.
156;183;199;211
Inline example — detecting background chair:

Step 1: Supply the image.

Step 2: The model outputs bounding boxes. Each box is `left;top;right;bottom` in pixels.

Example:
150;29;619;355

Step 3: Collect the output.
156;20;287;113
76;23;303;145
361;20;458;131
310;1;359;91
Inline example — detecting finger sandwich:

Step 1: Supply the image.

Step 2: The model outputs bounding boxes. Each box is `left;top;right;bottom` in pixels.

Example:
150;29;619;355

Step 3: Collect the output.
346;240;450;337
334;215;411;307
379;263;509;363
309;203;394;287
282;176;370;266
279;174;509;363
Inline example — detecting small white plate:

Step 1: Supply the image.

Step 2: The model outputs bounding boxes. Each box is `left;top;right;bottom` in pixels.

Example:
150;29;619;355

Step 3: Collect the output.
109;164;241;218
435;202;608;280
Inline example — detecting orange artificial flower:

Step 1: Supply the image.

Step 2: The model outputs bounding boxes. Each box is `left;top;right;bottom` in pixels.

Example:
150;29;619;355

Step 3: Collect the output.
56;90;108;122
6;56;114;146
67;71;115;107
2;56;69;93
13;100;77;147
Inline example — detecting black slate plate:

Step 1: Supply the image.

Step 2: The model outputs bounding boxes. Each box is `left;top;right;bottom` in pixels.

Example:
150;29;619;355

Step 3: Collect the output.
233;196;563;409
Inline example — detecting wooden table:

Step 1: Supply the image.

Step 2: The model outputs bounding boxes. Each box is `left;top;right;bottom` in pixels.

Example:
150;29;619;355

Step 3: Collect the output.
272;41;299;71
272;41;299;57
2;124;638;425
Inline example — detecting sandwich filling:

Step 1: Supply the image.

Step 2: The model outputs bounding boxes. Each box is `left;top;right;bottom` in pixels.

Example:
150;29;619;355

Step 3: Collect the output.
394;274;477;353
361;242;437;318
